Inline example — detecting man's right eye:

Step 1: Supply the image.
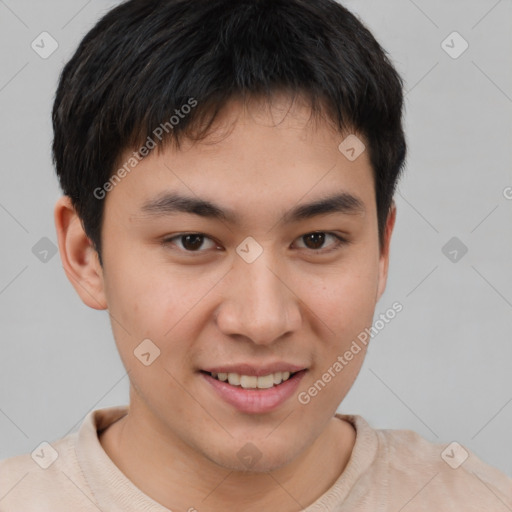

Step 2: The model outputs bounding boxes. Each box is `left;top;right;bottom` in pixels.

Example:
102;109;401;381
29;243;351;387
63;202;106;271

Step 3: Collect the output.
161;233;218;252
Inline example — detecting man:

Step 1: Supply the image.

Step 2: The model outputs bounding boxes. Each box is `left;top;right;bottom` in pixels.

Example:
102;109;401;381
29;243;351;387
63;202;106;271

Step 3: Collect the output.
1;0;511;509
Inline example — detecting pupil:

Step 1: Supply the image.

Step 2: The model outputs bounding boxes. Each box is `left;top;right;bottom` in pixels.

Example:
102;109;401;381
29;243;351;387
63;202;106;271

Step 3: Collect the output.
183;234;203;251
305;232;325;249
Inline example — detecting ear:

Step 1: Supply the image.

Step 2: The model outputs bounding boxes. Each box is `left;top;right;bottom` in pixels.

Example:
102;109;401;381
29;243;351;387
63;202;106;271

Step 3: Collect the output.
376;200;397;302
54;195;107;310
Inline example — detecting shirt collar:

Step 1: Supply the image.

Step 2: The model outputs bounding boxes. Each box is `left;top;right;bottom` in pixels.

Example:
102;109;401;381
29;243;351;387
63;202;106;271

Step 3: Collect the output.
75;406;382;511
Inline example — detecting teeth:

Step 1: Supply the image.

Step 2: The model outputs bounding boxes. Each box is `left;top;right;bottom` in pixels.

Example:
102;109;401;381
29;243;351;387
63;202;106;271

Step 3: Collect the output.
228;373;240;386
257;374;275;389
209;371;295;388
240;375;258;389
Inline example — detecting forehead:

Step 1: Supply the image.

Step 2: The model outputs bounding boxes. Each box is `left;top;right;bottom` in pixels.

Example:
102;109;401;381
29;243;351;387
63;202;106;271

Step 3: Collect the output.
106;95;375;223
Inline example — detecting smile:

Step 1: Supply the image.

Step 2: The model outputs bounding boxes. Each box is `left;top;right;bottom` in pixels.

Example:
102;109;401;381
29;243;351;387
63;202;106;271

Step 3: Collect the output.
208;371;295;389
201;369;307;414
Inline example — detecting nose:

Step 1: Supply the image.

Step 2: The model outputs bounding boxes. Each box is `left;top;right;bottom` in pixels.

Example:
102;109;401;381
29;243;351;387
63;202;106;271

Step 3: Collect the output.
215;252;302;345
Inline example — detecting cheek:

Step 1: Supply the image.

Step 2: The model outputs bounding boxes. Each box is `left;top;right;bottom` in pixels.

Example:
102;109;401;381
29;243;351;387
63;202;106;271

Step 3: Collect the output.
102;254;220;366
302;259;379;339
103;251;186;328
294;267;378;415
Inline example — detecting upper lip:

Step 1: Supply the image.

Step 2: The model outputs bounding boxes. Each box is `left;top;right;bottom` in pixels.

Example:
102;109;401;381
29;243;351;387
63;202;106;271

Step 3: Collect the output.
202;362;307;377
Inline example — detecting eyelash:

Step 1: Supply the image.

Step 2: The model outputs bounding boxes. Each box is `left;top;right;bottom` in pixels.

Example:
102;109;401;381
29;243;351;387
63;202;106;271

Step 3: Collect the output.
161;232;349;255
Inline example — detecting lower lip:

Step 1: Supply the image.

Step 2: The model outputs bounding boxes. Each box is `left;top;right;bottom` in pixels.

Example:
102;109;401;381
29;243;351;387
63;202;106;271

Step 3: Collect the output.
201;370;306;414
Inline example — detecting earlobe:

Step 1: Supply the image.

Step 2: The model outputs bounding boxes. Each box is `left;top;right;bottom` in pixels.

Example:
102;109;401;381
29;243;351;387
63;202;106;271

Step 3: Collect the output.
376;201;397;302
54;196;107;310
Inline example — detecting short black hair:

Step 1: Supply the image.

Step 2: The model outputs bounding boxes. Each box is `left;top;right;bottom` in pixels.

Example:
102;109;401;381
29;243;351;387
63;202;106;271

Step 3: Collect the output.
52;0;406;265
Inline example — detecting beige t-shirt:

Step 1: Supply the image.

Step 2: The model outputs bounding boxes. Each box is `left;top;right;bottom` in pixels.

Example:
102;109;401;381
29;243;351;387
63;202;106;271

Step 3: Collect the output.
1;406;511;511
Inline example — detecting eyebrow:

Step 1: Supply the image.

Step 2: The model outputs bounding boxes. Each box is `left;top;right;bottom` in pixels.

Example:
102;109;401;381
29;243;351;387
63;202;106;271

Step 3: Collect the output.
138;191;365;224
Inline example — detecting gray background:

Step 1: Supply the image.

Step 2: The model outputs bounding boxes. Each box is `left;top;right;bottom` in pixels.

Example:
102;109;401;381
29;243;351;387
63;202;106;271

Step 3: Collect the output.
0;0;511;479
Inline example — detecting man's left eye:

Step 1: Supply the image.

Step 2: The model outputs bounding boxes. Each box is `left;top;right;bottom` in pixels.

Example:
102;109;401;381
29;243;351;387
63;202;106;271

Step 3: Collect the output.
294;232;347;252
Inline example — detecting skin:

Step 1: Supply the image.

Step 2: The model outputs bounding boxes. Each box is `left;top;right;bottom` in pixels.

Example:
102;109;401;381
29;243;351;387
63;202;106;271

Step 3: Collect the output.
54;93;396;512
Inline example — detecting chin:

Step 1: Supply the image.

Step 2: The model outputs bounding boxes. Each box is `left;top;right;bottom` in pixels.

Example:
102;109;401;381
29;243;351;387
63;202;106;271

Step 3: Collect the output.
203;435;305;474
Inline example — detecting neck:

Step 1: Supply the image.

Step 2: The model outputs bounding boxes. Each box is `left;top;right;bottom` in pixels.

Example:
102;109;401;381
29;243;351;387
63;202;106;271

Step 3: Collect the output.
99;403;356;512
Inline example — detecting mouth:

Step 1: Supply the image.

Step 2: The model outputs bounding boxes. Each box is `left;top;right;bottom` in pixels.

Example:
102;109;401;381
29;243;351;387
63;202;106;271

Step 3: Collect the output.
200;370;299;389
200;369;307;414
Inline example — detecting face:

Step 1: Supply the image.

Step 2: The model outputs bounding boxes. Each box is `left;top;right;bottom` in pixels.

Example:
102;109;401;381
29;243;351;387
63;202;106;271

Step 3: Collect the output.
61;94;395;472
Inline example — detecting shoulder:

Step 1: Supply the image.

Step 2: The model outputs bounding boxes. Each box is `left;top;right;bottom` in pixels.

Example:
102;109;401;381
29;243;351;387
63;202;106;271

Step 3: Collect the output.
0;427;101;511
374;422;512;509
0;406;128;511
